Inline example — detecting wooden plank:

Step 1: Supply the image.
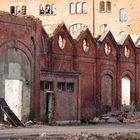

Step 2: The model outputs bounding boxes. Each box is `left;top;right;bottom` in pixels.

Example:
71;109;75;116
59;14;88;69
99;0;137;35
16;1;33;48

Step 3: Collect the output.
0;98;23;127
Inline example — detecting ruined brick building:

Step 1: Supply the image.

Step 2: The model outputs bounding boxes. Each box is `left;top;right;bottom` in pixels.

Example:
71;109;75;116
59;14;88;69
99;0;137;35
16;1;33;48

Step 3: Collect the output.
0;12;140;124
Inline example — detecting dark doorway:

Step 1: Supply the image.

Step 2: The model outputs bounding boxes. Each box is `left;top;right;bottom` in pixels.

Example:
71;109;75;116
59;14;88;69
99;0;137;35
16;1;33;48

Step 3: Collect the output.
46;93;52;123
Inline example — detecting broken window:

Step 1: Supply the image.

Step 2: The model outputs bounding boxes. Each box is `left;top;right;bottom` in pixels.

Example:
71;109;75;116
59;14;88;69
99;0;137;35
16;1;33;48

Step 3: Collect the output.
51;4;56;15
121;77;131;105
70;3;75;14
99;1;105;12
67;83;74;92
40;4;44;15
119;8;128;21
10;6;15;15
83;39;89;53
106;1;111;12
82;2;87;14
57;82;65;92
105;42;111;55
76;2;81;14
58;35;66;49
22;5;26;15
45;4;50;14
124;45;130;58
45;82;53;91
16;5;21;15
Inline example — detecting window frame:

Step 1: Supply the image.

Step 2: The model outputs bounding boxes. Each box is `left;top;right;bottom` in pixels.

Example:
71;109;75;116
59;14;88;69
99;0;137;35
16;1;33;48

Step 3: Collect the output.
22;5;26;15
99;1;105;13
57;82;65;92
106;1;111;12
51;4;56;15
70;2;75;14
82;2;87;14
40;4;45;15
45;4;51;15
10;6;15;15
76;2;81;14
119;8;128;22
67;83;74;93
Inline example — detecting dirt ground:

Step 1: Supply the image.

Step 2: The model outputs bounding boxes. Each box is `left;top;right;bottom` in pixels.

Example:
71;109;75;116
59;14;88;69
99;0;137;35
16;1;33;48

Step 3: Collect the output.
0;123;140;139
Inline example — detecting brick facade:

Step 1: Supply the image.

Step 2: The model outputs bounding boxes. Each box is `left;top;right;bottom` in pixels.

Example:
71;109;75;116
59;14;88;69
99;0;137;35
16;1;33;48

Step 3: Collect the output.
0;13;140;123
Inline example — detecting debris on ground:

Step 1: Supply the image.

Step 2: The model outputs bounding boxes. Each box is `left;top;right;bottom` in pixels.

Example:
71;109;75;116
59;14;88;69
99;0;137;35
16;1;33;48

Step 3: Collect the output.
89;104;140;125
25;120;43;127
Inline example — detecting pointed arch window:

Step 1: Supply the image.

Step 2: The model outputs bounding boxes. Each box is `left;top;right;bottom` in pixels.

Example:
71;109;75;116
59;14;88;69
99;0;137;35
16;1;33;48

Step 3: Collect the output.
58;35;66;49
105;42;111;55
124;45;130;58
83;39;89;53
82;2;87;14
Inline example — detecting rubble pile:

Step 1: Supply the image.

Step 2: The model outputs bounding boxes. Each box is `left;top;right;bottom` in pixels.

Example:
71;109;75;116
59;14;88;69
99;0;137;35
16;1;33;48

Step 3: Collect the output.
89;105;140;124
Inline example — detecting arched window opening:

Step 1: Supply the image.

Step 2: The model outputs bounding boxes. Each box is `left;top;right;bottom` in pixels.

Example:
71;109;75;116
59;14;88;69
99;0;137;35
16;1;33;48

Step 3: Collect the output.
83;39;89;53
70;3;75;14
119;8;128;21
45;4;51;14
124;45;130;58
22;5;26;15
58;35;66;49
82;2;87;14
76;2;81;14
99;1;105;12
121;77;131;105
40;4;44;15
69;23;86;36
51;4;56;15
106;1;111;12
16;5;21;15
10;6;15;15
100;24;110;33
105;42;111;55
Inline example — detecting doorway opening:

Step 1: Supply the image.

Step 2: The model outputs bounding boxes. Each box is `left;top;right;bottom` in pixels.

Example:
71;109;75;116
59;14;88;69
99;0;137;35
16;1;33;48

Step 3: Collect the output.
41;81;54;123
121;76;131;105
46;93;53;123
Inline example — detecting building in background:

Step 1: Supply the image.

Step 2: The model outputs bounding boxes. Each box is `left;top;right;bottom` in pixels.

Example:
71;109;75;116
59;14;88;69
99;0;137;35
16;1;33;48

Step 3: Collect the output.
0;0;140;37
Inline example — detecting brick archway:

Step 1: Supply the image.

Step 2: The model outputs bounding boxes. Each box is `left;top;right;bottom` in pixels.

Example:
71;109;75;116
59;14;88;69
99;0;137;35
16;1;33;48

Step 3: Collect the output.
121;71;135;106
0;40;33;121
0;40;33;64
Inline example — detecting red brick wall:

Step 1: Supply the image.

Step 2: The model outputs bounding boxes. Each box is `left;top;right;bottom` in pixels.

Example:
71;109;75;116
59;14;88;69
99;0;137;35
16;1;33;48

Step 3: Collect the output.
1;13;140;122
